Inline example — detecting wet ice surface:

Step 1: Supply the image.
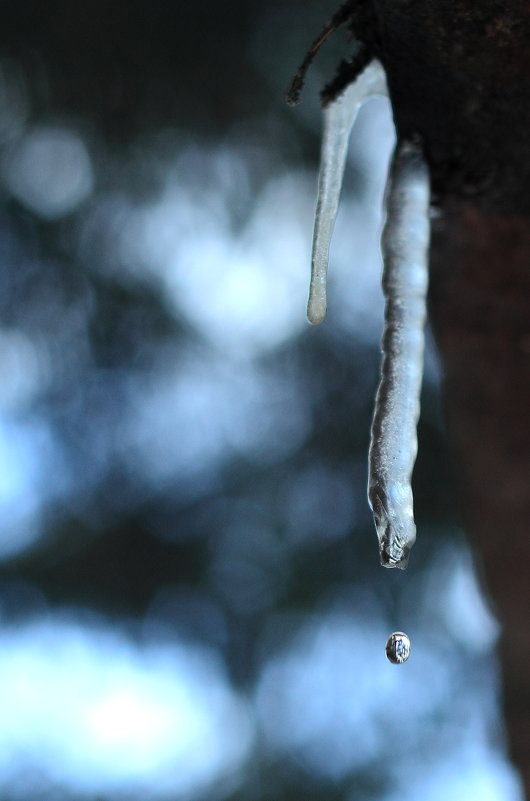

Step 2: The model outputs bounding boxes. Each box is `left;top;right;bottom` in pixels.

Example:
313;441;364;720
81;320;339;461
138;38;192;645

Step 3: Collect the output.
368;141;430;570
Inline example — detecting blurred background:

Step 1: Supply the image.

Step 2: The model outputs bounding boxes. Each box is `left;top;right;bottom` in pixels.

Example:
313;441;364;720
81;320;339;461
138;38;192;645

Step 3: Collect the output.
0;1;522;799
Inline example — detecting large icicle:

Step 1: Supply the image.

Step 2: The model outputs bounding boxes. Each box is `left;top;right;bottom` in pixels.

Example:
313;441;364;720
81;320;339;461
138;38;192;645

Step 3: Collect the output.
368;140;431;569
307;59;388;325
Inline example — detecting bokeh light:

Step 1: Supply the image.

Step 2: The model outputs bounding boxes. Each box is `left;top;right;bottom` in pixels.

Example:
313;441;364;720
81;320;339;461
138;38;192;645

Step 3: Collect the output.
0;5;520;800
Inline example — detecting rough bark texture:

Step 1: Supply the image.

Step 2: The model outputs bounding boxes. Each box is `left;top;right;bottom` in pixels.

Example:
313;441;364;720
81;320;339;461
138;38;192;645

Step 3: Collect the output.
369;0;530;792
430;204;530;793
375;0;530;214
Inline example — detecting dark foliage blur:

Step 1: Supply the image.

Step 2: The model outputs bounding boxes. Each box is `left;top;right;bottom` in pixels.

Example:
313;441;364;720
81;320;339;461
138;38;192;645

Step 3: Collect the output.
0;2;518;800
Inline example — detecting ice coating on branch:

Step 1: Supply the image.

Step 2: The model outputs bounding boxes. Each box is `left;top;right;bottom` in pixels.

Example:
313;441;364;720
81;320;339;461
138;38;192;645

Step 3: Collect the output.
307;59;388;325
368;140;431;569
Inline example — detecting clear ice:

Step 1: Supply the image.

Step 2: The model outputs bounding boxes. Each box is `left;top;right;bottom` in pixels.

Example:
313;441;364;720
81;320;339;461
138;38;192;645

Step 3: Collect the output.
307;60;388;325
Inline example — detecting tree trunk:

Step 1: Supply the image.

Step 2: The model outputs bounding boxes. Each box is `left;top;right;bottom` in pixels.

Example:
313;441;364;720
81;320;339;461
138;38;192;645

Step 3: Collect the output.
372;1;530;792
430;203;530;792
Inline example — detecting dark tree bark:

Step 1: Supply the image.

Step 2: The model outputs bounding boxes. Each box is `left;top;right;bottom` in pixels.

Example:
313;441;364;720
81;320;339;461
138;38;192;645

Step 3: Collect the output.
430;203;530;793
371;0;530;792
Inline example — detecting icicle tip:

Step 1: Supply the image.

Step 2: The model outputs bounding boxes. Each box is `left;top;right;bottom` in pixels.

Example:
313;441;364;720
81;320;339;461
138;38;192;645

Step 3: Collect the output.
307;293;327;325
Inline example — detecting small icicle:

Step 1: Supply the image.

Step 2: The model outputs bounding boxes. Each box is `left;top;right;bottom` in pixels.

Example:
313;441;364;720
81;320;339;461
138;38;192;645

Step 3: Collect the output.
368;139;431;569
308;59;388;325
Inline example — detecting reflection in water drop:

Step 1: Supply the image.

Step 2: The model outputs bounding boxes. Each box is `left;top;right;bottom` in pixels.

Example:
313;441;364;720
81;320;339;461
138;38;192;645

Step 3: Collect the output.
385;631;411;664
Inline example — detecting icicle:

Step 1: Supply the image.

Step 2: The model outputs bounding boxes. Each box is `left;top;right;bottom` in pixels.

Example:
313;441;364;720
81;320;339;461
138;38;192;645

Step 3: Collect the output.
307;59;388;325
368;140;431;569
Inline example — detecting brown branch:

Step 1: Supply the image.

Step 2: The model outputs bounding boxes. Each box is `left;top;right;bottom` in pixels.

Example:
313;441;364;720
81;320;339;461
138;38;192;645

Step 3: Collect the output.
286;0;361;105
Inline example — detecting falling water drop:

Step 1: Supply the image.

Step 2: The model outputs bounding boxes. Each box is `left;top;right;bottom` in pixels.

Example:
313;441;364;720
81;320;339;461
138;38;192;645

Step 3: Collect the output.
385;631;411;664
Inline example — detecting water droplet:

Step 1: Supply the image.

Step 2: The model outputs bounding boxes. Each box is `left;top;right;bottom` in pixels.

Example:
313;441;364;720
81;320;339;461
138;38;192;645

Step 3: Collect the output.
385;631;410;664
